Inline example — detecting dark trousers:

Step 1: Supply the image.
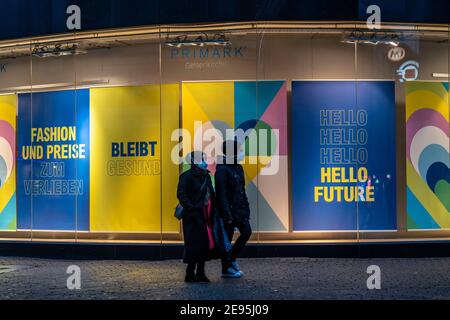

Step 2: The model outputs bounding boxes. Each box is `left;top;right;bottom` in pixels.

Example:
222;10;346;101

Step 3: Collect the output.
186;261;205;276
222;219;252;272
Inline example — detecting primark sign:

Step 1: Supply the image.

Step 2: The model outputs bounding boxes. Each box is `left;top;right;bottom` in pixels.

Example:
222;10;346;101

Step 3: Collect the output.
166;33;247;60
169;46;247;60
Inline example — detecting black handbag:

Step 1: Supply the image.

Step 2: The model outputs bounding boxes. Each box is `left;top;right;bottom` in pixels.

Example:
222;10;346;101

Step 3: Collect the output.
174;178;207;221
174;204;184;221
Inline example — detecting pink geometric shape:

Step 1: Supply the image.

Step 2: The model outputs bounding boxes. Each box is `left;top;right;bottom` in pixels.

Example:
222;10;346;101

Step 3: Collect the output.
0;120;16;167
260;82;288;155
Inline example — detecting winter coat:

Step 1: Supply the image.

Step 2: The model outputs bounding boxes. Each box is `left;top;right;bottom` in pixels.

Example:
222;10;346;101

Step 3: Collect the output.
215;162;251;223
177;167;216;264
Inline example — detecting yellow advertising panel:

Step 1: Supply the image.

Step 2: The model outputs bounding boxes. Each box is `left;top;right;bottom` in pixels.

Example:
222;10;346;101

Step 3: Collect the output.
90;85;179;232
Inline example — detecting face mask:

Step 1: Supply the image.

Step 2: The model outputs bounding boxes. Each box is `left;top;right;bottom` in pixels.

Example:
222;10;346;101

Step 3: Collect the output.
197;161;208;170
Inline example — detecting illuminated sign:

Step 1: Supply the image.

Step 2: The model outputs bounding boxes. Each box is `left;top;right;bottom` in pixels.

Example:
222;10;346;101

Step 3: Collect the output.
170;47;246;59
388;47;406;62
397;60;419;82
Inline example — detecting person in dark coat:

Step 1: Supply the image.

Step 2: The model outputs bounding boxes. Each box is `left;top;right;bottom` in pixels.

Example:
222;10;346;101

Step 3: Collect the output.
215;140;252;278
177;151;216;283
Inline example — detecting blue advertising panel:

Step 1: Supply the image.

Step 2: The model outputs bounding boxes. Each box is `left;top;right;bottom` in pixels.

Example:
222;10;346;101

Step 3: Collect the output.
17;90;90;231
292;81;396;231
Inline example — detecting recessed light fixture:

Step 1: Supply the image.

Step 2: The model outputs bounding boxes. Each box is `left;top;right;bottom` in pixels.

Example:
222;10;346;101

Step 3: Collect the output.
432;73;449;78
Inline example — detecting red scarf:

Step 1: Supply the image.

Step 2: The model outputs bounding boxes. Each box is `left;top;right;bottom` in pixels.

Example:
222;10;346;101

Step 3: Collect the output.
202;199;215;250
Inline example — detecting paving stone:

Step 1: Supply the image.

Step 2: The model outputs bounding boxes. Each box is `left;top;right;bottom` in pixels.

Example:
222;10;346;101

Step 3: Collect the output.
0;257;449;300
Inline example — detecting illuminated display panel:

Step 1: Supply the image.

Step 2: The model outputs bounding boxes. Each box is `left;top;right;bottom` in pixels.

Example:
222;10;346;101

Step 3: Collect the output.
0;22;447;245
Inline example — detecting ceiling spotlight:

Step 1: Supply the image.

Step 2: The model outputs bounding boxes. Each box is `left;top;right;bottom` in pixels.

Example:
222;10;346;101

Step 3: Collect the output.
32;43;86;58
165;33;231;48
342;30;402;47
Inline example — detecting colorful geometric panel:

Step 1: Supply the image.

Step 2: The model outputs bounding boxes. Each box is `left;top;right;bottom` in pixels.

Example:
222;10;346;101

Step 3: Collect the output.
406;81;450;230
0;95;17;230
182;81;289;232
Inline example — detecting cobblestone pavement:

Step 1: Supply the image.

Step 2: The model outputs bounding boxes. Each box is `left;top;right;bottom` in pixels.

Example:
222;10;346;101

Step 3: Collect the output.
0;257;450;300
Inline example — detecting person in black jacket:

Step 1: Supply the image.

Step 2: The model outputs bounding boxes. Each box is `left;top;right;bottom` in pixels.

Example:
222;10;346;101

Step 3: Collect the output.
215;140;252;278
177;151;216;283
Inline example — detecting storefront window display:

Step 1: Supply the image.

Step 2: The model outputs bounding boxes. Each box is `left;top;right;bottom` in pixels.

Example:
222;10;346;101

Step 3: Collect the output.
0;22;448;248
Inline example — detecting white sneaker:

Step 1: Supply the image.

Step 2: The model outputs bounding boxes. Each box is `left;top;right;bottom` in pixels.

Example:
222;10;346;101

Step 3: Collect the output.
221;268;242;278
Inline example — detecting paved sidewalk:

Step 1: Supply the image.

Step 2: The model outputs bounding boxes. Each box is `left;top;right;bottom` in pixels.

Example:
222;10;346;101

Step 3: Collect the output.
0;257;449;300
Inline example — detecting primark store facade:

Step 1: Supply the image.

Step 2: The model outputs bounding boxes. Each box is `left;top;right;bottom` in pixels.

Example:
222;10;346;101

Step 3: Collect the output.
0;0;448;257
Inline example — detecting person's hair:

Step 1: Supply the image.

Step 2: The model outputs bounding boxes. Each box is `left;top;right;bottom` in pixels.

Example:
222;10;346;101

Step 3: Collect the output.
186;151;205;165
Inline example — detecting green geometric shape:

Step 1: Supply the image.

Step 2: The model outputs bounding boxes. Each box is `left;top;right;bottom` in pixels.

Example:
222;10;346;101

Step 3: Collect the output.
435;179;450;212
